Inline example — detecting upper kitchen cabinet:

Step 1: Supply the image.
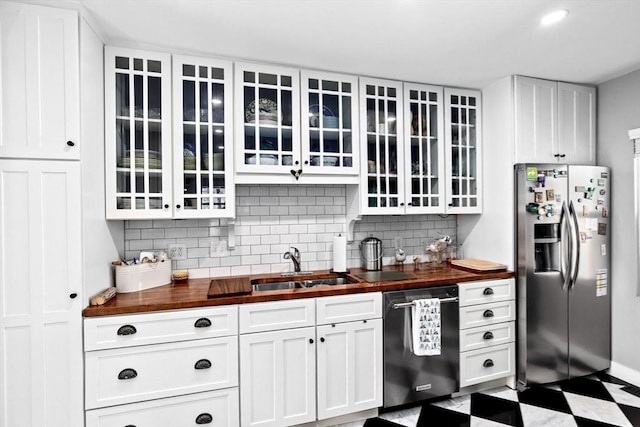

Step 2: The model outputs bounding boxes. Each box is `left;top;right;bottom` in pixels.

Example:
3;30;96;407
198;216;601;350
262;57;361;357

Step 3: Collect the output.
444;88;482;214
514;75;596;165
172;55;235;218
234;62;301;182
0;2;80;160
104;47;172;219
300;70;360;182
357;78;405;214
403;83;445;214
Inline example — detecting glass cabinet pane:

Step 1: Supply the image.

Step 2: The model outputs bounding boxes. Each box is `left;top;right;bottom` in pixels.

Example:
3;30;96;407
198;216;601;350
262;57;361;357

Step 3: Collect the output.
301;72;358;174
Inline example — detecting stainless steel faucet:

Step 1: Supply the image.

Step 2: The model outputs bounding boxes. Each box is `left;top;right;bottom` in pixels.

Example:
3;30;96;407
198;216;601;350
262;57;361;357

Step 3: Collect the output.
283;247;301;272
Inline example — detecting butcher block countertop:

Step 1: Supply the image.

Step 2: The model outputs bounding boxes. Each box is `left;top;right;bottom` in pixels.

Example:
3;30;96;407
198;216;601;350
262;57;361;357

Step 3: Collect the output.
82;263;514;317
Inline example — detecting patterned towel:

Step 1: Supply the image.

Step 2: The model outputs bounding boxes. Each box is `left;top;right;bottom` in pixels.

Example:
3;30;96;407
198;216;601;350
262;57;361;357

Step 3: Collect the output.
412;298;441;356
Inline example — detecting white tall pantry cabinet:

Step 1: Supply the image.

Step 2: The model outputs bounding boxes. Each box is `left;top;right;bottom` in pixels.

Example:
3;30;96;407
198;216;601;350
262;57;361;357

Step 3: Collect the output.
0;2;83;426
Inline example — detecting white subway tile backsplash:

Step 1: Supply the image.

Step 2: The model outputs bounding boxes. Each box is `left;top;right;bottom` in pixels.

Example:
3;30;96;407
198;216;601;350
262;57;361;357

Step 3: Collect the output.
123;184;457;277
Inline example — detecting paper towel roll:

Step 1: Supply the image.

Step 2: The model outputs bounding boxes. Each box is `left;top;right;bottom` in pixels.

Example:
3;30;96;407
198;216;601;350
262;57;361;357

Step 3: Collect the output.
332;234;347;273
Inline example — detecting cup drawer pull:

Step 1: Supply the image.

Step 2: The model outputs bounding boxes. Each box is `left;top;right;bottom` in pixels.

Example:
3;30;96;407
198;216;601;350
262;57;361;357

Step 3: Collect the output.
118;368;138;380
483;331;494;340
483;310;494;318
196;413;213;424
483;359;494;368
117;325;137;336
194;359;212;370
194;318;212;328
483;288;494;295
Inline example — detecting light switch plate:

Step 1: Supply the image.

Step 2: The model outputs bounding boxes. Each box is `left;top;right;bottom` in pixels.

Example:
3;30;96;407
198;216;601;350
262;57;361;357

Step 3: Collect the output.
168;243;187;260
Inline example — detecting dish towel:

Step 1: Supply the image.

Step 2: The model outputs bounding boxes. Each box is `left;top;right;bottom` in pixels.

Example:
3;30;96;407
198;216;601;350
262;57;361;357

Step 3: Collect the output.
412;298;441;356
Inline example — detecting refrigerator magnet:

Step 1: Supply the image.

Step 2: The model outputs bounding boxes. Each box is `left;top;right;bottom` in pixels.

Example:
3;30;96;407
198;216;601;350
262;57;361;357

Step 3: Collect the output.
534;192;544;203
598;223;607;235
602;207;608;218
583;205;589;216
546;189;555;201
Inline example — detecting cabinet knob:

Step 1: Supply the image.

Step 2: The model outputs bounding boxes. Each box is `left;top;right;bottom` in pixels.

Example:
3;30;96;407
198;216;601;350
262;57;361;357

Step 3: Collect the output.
69;293;77;299
560;154;566;158
483;288;494;295
117;368;138;380
407;203;412;206
117;324;137;336
295;160;300;165
483;359;494;368
320;337;325;343
554;154;561;158
309;338;314;344
195;413;213;424
400;202;404;206
483;331;494;340
124;425;136;427
176;204;182;209
483;309;494;318
164;204;169;209
194;359;212;370
194;318;212;328
304;160;309;165
66;140;75;147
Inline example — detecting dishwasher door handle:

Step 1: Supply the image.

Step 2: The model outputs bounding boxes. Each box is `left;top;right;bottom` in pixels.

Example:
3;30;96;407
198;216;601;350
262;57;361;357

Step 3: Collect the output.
392;297;459;309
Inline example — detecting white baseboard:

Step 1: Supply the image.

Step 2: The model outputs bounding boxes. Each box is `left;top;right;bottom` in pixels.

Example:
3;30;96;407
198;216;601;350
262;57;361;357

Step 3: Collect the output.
609;361;640;386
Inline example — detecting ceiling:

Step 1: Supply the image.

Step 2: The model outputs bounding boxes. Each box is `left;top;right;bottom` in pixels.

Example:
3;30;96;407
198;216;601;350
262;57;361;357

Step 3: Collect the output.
23;0;640;88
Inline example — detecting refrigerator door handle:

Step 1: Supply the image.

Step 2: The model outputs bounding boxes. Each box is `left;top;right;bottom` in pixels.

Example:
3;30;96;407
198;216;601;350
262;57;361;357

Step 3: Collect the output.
560;201;572;291
568;200;581;289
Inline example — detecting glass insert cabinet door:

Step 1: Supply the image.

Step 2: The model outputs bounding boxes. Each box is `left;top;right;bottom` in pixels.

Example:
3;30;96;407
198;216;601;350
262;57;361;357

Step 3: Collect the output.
234;62;300;174
403;83;445;213
104;47;172;219
300;70;359;176
444;88;482;213
359;78;405;214
172;55;235;218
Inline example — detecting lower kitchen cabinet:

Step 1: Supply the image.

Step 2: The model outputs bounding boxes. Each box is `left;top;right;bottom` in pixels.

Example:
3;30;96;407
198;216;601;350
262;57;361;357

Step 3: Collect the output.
317;318;383;420
85;388;239;427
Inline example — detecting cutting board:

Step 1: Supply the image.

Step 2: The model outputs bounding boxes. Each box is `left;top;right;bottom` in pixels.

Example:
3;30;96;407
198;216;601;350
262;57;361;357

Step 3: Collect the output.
207;278;252;298
451;259;507;271
354;271;417;282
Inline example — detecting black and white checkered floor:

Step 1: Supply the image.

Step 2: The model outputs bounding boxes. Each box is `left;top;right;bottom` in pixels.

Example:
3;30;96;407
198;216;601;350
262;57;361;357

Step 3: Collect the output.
359;373;640;427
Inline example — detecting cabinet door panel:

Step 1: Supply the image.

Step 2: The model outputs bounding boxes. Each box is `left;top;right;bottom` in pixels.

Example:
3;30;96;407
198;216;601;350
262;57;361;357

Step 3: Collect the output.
0;3;79;160
317;319;383;420
558;83;596;165
240;327;316;426
0;160;83;427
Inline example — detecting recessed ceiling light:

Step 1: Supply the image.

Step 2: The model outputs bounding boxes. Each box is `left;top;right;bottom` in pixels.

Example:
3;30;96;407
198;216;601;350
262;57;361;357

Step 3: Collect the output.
541;9;569;26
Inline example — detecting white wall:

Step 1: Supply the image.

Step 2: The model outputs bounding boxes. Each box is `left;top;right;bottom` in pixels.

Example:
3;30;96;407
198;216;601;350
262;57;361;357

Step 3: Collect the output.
458;76;514;269
80;17;124;301
597;69;640;385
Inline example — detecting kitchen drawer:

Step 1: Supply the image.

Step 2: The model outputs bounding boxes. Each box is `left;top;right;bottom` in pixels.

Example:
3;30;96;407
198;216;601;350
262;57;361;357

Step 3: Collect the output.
239;299;315;334
458;278;515;307
85;388;239;427
84;305;238;351
85;336;238;409
459;300;515;330
460;321;515;352
460;342;515;388
316;292;382;325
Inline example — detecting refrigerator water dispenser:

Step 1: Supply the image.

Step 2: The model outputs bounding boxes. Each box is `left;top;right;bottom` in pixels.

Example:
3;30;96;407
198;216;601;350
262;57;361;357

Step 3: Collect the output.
534;223;560;272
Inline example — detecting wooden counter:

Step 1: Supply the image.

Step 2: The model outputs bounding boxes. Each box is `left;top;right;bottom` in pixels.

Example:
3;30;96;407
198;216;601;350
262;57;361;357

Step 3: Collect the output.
82;263;514;317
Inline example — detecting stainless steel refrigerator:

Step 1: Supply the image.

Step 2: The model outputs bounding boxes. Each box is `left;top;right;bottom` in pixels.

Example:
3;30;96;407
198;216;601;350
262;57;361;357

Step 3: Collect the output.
515;164;611;389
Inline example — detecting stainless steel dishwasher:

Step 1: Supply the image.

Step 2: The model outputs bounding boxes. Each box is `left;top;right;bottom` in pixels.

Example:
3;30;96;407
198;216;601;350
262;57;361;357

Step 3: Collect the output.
383;285;459;408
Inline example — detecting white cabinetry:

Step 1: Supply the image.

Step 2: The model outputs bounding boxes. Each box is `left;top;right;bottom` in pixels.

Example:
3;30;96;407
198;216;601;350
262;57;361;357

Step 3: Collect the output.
239;299;316;426
0;2;79;160
84;306;240;427
316;293;383;420
444;88;482;213
0;160;83;427
458;279;516;388
514;75;595;165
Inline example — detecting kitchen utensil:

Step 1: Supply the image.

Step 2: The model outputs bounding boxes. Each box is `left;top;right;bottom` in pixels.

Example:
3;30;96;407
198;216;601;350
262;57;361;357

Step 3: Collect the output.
360;236;383;271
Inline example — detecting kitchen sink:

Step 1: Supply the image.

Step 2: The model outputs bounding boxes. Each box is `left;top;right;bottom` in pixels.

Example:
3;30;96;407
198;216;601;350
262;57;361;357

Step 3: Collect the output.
251;274;357;292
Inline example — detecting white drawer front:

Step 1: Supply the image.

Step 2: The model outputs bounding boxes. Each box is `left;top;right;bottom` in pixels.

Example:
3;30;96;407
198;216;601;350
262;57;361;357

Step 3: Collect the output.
458;278;515;307
460;342;515;388
460;321;515;352
459;300;515;330
85;388;239;427
316;292;382;325
239;299;315;334
84;306;238;351
85;336;238;409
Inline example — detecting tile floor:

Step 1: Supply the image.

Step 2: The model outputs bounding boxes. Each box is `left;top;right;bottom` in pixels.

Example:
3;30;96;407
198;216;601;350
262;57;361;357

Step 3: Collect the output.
354;373;640;427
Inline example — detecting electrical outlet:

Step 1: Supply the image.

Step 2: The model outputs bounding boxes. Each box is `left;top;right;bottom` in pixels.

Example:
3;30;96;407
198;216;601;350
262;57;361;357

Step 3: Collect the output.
210;240;229;257
167;243;187;260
